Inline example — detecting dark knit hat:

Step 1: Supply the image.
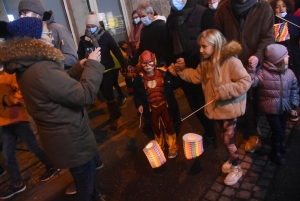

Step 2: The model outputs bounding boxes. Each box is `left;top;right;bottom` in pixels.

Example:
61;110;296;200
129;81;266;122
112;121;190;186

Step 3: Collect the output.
7;18;43;39
18;0;45;16
265;44;288;64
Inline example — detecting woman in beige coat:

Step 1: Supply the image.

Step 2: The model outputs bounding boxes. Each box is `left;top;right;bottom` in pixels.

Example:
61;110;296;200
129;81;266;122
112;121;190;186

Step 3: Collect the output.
170;29;251;186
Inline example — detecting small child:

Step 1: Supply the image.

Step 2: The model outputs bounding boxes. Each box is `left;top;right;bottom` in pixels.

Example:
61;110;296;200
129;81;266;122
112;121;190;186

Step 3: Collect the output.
173;29;251;185
248;44;299;165
133;50;179;159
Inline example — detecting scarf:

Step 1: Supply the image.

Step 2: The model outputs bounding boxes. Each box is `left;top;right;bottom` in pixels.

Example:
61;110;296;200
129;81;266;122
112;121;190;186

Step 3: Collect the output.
85;27;105;48
230;0;257;16
167;0;196;55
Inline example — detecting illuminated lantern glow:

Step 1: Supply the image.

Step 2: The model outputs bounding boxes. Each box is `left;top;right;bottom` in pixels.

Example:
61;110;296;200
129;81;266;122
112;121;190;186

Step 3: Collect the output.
143;140;166;168
183;133;204;159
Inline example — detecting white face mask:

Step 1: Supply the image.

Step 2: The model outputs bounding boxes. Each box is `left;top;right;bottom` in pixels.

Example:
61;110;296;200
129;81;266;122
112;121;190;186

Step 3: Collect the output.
141;16;152;26
169;0;186;11
278;12;287;17
133;17;141;24
208;1;219;10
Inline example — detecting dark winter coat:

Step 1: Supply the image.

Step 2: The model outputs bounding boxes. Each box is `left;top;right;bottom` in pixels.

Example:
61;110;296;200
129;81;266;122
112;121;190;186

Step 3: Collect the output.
167;5;216;68
249;63;299;115
78;31;127;70
44;10;78;68
0;38;104;168
215;0;274;67
130;19;168;67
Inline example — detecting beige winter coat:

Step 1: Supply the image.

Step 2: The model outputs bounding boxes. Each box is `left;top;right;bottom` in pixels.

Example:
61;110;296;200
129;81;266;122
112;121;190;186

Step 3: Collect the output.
178;41;251;120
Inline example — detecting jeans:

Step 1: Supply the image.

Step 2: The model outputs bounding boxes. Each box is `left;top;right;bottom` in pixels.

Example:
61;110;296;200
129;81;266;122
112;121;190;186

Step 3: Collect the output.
69;159;99;201
2;122;52;185
244;88;259;137
266;112;288;145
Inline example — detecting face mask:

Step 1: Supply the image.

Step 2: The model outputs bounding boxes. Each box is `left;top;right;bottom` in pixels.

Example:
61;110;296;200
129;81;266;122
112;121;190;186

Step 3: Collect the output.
89;27;97;34
169;0;186;11
278;12;287;18
208;1;219;10
133;17;141;24
141;16;152;26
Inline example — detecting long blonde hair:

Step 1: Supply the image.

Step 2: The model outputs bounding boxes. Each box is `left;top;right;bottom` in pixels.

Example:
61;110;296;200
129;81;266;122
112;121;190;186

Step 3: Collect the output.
198;29;226;86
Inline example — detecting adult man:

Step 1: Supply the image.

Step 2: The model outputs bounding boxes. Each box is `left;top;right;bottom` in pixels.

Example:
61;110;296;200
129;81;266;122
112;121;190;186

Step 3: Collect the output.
215;0;275;152
167;0;217;147
18;0;78;70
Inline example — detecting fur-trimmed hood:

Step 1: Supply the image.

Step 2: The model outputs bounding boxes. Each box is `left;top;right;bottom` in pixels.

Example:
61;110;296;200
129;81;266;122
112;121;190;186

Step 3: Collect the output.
0;37;64;74
220;40;242;63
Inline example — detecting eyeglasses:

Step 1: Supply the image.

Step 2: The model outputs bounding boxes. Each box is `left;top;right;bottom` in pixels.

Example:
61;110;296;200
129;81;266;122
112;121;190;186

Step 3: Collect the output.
141;61;155;67
42;31;52;38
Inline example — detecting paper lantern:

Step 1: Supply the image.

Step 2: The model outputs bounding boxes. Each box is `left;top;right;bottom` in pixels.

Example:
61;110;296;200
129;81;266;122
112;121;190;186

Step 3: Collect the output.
183;133;204;159
143;140;166;168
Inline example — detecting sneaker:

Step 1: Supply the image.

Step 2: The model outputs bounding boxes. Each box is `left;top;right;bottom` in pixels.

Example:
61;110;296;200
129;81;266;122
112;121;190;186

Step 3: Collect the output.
168;151;178;159
222;160;232;174
118;97;127;106
95;161;104;171
245;136;259;153
40;168;60;181
290;110;299;122
0;182;26;199
65;183;76;195
224;165;242;185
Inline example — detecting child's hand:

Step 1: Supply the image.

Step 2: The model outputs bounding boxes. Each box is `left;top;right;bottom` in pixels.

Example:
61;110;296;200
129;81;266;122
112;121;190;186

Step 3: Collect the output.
248;56;258;68
213;91;220;101
167;63;177;77
138;105;143;114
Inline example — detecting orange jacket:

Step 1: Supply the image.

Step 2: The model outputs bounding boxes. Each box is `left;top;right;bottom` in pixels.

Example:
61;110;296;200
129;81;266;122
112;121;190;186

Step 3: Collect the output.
0;70;29;126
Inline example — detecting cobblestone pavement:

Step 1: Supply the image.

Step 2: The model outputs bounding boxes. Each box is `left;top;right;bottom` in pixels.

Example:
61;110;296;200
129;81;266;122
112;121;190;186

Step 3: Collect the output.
0;85;299;201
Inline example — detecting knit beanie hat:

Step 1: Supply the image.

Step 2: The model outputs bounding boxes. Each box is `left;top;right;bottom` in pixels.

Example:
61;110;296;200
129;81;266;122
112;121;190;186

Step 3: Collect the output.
265;44;288;64
18;0;45;16
7;17;43;39
85;12;100;26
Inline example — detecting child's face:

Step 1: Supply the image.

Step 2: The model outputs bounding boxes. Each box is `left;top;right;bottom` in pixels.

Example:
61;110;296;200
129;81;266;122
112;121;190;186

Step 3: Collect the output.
275;0;287;14
199;38;214;59
142;62;155;75
284;55;289;65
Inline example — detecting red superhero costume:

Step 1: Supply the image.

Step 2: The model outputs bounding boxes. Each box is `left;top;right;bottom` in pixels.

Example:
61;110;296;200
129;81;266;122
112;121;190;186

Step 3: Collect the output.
139;50;178;158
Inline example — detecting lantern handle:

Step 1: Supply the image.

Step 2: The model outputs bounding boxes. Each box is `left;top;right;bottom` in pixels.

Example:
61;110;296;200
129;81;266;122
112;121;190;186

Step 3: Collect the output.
181;100;215;122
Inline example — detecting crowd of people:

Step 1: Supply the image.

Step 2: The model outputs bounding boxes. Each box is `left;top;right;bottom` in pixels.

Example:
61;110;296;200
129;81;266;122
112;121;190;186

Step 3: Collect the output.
0;0;299;200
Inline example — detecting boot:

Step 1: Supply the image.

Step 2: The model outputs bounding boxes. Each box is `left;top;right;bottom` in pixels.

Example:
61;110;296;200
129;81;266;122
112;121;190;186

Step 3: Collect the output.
107;100;121;130
280;136;291;154
269;143;286;165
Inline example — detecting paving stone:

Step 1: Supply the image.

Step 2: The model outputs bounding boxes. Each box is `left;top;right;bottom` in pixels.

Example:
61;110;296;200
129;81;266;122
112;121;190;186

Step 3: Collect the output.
236;190;251;199
230;181;240;189
211;182;225;193
243;156;253;163
218;196;231;201
222;187;236;197
257;178;271;186
253;185;263;191
250;165;264;172
238;148;246;155
243;176;259;184
239;143;245;149
248;171;259;178
254;189;267;198
239;154;245;160
216;176;225;184
249;199;259;201
241;181;255;190
262;171;274;179
205;190;220;201
240;161;251;169
242;168;248;176
265;164;277;172
254;159;267;166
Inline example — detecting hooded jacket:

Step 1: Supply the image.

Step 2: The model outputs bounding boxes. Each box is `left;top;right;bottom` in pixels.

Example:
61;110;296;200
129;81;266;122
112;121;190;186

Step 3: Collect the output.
178;41;251;120
248;62;299;114
44;10;78;68
214;0;274;67
0;70;29;126
0;37;104;168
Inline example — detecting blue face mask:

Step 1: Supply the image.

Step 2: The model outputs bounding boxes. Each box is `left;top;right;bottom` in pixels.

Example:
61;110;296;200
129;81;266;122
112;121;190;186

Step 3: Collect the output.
169;0;186;11
89;27;97;34
133;17;141;24
141;16;152;26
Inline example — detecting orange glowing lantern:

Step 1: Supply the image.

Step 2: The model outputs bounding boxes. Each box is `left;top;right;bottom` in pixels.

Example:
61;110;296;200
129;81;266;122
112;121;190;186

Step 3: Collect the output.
183;133;204;159
143;140;166;168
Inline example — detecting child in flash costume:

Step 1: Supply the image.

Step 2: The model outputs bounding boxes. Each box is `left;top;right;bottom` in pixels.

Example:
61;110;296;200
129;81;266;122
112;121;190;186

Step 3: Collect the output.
133;50;179;158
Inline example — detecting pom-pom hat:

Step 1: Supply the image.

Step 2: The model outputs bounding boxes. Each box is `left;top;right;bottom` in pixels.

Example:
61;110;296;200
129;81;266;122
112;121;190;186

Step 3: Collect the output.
7;17;43;39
